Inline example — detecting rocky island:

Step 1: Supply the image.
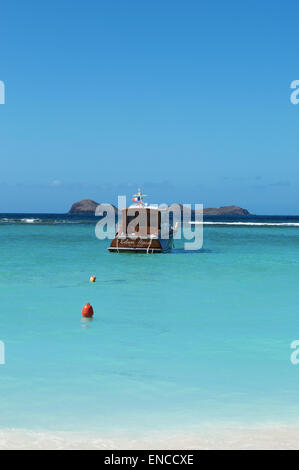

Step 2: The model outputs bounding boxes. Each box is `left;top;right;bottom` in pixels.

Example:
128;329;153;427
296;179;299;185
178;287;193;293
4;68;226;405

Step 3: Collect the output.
203;205;250;215
69;199;250;215
69;199;99;214
69;199;118;214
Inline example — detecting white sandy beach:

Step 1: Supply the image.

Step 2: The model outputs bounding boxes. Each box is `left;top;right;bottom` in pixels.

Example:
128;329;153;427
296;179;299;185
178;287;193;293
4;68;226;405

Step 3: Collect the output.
1;424;299;450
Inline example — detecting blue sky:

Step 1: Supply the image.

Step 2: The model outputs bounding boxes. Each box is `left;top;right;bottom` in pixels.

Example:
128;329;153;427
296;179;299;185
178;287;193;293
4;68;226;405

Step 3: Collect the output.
0;0;299;213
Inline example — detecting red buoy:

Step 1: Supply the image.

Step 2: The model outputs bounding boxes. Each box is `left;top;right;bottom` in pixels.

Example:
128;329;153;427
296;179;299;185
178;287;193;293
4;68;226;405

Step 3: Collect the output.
81;303;94;318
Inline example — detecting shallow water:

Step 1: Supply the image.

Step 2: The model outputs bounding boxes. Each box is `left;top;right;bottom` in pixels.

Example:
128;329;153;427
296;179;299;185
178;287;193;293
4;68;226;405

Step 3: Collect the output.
1;216;299;437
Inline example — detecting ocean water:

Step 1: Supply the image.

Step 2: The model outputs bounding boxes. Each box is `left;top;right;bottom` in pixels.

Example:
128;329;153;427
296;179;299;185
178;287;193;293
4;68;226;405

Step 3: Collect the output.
1;214;299;444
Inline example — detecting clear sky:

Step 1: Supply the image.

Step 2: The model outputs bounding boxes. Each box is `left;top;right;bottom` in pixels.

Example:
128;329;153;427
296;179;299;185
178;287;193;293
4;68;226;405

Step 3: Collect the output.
1;0;299;214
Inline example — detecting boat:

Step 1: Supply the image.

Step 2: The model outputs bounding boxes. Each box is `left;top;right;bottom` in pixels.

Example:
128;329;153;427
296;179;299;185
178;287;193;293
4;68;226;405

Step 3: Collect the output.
108;188;174;253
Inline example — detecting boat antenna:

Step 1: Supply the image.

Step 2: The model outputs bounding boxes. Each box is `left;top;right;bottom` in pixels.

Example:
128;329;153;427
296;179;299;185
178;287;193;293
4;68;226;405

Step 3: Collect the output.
132;187;148;206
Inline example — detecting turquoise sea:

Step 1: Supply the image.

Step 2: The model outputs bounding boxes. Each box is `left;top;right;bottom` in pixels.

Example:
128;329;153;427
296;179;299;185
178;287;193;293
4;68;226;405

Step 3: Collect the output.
1;214;299;441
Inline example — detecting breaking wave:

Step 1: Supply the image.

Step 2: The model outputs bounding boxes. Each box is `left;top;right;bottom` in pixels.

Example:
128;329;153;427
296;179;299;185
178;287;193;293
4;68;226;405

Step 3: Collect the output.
190;222;299;227
2;214;299;227
0;218;90;225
